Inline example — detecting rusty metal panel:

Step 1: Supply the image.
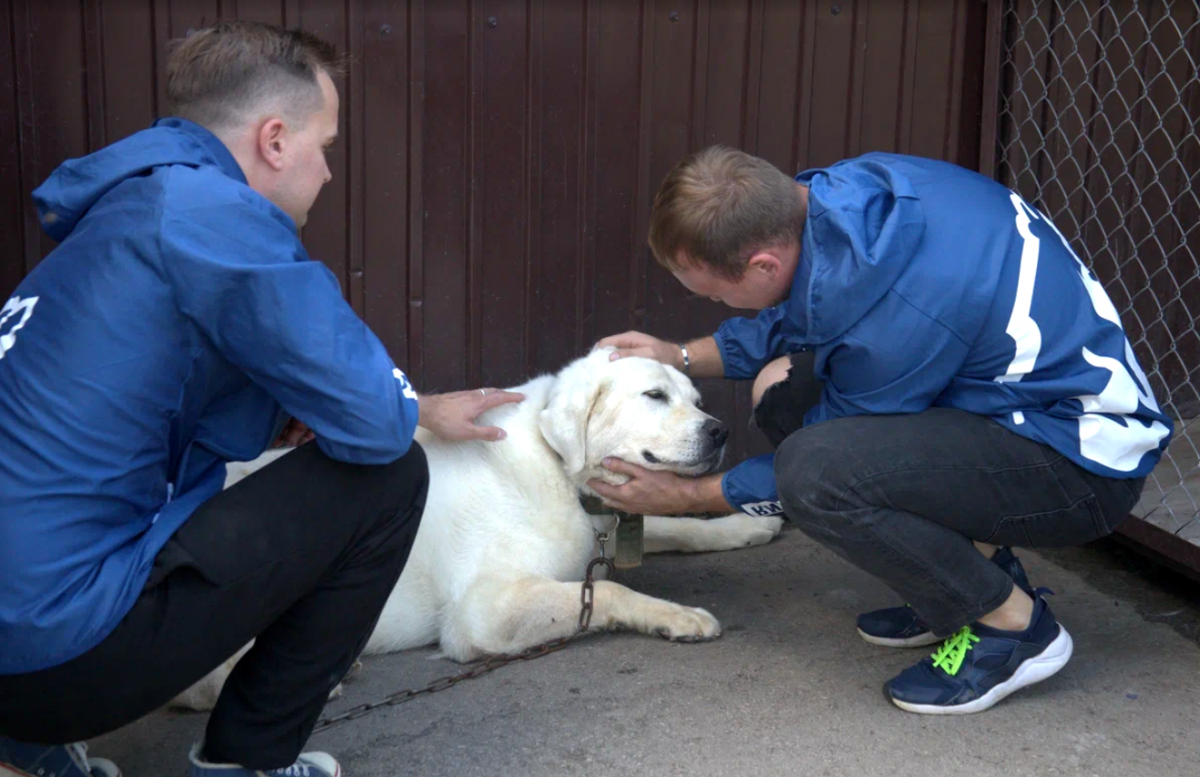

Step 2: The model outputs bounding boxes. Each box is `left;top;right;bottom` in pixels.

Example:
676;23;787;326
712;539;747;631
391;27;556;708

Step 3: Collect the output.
1;0;988;469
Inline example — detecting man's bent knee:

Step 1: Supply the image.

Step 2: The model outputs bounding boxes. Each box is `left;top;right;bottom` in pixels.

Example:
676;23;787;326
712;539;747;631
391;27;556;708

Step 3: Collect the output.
752;355;794;407
751;354;816;449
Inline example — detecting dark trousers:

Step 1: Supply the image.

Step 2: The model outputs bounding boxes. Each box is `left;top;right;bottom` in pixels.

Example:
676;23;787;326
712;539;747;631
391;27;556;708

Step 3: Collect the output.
0;442;428;769
754;352;1144;636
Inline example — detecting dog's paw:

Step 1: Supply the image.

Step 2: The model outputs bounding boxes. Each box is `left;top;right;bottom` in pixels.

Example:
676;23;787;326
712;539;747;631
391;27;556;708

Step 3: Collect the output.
651;605;722;643
328;682;345;701
704;513;785;551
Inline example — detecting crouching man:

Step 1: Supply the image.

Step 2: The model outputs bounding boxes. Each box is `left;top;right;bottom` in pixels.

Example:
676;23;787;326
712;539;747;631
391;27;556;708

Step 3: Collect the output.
591;145;1169;714
0;21;520;777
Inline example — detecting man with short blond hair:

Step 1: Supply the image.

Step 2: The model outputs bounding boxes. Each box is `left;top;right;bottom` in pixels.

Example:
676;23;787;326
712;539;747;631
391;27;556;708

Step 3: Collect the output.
0;21;520;777
593;144;1170;715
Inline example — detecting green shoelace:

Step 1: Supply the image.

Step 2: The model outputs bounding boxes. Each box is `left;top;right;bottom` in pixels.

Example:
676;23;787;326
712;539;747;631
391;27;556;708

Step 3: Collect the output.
930;626;981;676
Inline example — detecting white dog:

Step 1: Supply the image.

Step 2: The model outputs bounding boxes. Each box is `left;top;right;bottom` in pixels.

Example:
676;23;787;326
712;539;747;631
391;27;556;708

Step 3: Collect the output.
172;347;783;711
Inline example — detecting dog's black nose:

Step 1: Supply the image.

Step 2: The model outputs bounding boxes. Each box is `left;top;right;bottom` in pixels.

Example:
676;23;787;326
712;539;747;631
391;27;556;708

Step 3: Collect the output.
703;419;729;448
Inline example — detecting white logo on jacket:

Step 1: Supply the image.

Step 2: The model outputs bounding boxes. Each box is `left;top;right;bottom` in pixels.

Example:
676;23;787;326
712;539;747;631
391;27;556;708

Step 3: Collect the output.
0;296;38;360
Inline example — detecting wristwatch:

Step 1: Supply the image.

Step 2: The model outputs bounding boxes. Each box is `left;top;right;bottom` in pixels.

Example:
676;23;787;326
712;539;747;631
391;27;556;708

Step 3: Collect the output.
680;344;690;374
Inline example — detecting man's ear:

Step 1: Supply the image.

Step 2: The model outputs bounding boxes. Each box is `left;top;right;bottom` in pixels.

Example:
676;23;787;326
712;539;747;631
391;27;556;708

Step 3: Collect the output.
539;365;610;476
746;250;782;280
257;118;288;171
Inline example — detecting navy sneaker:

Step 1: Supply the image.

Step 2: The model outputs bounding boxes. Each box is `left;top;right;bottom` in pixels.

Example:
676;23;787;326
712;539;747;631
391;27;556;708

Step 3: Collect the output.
884;595;1073;714
856;546;1048;648
188;742;341;777
0;739;120;777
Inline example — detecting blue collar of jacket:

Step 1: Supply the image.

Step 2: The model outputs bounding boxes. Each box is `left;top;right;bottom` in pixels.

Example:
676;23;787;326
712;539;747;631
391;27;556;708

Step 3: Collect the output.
151;117;249;186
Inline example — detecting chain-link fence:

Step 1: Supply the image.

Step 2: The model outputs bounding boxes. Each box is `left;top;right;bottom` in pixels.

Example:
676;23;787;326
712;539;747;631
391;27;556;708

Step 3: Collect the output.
994;0;1200;549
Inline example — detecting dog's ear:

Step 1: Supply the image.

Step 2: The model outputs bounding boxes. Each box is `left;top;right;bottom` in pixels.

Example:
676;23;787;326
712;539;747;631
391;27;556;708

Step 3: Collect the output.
539;357;611;476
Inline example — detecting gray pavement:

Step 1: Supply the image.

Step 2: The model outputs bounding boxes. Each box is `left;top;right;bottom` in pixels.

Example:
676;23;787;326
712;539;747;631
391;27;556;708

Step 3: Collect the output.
94;524;1200;777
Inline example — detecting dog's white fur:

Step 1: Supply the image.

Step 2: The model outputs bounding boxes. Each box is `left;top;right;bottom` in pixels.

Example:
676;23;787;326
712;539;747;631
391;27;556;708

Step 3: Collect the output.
172;347;782;711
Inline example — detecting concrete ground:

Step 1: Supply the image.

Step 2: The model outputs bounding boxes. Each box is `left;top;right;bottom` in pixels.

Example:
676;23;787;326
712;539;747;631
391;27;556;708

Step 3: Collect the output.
94;524;1200;777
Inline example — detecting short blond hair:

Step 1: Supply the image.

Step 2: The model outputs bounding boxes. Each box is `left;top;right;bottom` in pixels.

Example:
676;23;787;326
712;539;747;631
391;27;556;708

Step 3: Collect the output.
165;20;348;132
648;146;804;280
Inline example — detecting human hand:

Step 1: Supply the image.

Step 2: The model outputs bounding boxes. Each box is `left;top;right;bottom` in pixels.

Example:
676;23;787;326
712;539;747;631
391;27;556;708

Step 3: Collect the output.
273;417;315;448
586;457;698;515
418;388;526;442
594;331;682;369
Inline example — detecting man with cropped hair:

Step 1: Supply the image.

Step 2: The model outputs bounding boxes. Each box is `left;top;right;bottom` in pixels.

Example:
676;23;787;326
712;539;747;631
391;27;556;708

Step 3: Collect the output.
0;21;520;777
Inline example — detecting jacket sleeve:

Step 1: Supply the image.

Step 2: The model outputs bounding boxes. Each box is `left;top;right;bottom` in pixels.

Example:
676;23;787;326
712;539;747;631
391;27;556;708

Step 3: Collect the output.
804;295;970;427
712;301;799;380
720;454;783;516
159;198;420;465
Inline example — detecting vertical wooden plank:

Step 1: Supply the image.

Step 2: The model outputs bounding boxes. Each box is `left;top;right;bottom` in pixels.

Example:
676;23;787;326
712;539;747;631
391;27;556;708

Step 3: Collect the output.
807;0;857;165
291;0;349;299
0;0;24;298
629;0;656;336
235;0;285;25
407;0;427;385
82;0;106;152
942;0;968;164
99;0;156;143
896;0;920;154
421;0;470;391
152;0;171;118
977;0;1005;176
689;0;710;153
523;0;543;378
475;0;531;388
641;0;696;347
14;0;90;268
859;0;910;155
360;0;410;362
754;0;803;170
794;0;820;172
466;0;483;388
575;0;601;354
531;0;589;375
700;0;747;148
742;0;762;153
907;0;961;162
346;0;366;319
844;0;868;159
589;0;643;343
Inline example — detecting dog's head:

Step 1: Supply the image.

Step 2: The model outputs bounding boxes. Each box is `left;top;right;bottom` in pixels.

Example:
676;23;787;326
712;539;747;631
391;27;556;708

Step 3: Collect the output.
538;346;728;485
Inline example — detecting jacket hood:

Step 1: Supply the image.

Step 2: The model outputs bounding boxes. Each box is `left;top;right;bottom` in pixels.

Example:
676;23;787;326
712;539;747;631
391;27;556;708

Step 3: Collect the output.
791;157;926;344
31;117;247;243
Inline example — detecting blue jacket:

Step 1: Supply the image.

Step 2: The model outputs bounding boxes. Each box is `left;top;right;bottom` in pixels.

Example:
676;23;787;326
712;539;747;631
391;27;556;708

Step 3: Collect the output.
0;118;420;674
716;153;1173;516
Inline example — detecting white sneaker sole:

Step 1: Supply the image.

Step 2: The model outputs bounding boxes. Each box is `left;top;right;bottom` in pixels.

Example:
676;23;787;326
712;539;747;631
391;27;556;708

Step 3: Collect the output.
1;763;120;777
889;624;1074;715
857;628;943;648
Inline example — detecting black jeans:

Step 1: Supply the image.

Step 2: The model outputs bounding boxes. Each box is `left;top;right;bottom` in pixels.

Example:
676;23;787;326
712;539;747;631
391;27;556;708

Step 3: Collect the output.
755;352;1144;636
0;442;428;769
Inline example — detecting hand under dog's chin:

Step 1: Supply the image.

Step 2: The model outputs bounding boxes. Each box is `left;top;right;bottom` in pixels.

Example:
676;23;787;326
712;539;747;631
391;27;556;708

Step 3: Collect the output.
581;466;632;487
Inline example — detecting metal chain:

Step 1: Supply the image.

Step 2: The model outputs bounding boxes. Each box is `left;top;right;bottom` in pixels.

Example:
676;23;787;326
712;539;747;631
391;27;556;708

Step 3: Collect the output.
310;554;616;735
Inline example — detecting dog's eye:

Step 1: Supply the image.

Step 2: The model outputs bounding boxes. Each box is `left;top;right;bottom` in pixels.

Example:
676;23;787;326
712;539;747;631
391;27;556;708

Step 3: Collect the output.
643;390;668;402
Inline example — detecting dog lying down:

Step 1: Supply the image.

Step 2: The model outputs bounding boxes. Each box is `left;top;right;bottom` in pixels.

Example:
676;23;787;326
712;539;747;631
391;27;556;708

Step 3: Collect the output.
171;346;784;711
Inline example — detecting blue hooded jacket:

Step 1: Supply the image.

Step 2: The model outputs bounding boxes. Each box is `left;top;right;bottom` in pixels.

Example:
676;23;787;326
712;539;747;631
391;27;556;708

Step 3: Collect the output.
716;153;1173;516
0;118;420;675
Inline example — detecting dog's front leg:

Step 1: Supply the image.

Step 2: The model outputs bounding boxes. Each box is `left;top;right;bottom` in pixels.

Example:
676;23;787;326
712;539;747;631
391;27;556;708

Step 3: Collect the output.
642;513;784;554
441;575;721;661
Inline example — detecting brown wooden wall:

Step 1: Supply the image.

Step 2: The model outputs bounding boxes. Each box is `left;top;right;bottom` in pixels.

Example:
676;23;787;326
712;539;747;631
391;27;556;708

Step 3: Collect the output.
1;0;989;464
